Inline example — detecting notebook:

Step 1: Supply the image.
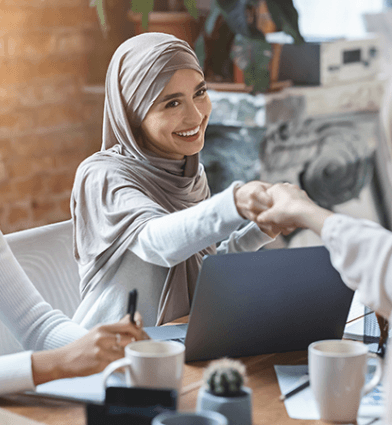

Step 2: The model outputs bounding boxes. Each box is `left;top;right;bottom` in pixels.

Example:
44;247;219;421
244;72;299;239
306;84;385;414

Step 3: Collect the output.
145;246;355;362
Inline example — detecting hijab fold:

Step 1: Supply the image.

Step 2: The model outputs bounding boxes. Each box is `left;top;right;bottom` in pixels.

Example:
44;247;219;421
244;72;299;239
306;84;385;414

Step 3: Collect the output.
71;33;215;324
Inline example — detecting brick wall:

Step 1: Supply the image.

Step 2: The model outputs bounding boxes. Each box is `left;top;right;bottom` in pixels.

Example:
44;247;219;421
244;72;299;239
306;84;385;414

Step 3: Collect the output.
0;0;100;233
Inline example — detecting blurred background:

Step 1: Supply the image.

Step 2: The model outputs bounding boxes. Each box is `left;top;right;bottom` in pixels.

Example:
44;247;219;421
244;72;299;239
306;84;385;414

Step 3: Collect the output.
0;0;391;240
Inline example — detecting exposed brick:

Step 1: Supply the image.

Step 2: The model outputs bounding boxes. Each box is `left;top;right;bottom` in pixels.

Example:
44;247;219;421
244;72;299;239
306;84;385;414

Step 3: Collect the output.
0;138;13;160
59;195;71;216
0;180;18;202
7;31;57;59
0;109;35;137
37;56;89;80
0;37;5;56
47;171;75;194
36;103;84;129
1;56;88;84
53;151;84;171
3;0;85;7
38;6;97;29
7;157;36;178
0;85;20;114
31;198;55;221
8;203;29;225
15;174;46;197
0;159;7;182
0;8;35;36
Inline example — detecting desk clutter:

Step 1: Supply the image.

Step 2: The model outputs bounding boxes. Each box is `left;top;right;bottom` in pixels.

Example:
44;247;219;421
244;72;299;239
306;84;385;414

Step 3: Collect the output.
275;361;384;424
86;358;252;425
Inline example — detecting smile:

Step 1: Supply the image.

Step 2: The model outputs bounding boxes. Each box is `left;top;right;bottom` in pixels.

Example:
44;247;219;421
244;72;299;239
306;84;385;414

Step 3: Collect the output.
174;125;200;137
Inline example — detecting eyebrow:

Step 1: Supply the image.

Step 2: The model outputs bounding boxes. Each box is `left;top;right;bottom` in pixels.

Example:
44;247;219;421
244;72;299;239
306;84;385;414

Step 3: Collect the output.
159;81;207;103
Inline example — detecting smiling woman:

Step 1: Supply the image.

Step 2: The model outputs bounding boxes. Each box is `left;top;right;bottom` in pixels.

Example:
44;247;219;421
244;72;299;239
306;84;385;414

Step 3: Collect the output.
139;70;211;160
70;33;282;329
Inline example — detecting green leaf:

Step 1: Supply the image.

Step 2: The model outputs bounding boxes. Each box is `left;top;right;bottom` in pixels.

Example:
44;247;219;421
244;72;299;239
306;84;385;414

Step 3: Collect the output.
184;0;198;19
216;0;264;39
231;34;272;92
205;0;222;36
265;0;304;44
194;34;206;69
131;0;155;30
90;0;109;36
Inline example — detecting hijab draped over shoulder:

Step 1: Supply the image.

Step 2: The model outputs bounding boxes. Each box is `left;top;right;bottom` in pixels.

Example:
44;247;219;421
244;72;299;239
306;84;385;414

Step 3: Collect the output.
71;33;215;325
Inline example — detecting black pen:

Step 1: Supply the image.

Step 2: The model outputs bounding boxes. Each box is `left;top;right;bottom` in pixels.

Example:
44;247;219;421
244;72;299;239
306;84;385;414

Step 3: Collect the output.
279;375;310;401
127;289;138;323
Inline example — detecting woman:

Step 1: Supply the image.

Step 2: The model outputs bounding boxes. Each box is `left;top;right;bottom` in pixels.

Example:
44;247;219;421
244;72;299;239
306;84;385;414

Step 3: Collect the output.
0;230;146;395
71;33;277;329
257;182;391;424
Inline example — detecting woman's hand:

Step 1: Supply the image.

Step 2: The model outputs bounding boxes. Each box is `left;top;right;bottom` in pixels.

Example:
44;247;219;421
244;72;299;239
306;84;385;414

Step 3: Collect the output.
31;313;149;386
234;181;273;222
256;183;333;236
234;181;282;238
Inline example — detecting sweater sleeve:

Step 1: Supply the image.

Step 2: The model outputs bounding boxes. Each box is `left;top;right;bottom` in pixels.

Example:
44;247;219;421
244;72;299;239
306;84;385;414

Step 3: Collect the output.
0;231;88;394
0;351;35;395
321;213;392;319
129;182;274;267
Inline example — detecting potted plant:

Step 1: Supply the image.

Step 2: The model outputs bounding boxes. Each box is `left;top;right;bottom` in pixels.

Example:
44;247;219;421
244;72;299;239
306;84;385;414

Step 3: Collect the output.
196;358;252;425
90;0;199;45
195;0;304;92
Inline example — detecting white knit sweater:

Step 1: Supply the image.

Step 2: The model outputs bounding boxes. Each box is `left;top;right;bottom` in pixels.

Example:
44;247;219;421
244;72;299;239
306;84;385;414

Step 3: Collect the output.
322;213;392;425
0;232;87;395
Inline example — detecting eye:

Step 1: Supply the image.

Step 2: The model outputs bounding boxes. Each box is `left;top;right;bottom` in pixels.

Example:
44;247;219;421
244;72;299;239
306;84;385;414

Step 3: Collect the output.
165;100;180;109
195;87;207;97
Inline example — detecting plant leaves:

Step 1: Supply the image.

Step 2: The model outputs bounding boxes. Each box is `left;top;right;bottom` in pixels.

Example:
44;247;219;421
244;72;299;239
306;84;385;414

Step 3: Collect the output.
265;0;304;44
194;34;206;69
205;0;222;36
216;0;264;39
90;0;109;36
184;0;198;19
231;34;272;92
131;0;155;29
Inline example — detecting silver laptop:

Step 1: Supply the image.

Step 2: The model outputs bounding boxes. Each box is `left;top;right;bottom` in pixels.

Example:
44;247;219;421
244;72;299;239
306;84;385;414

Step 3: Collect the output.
145;246;354;362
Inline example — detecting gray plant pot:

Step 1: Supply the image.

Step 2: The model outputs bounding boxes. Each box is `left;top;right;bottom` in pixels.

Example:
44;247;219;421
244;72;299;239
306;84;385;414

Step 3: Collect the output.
196;386;252;425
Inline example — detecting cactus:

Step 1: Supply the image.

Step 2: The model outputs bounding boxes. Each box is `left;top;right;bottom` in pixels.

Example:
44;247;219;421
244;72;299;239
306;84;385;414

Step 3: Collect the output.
203;358;247;397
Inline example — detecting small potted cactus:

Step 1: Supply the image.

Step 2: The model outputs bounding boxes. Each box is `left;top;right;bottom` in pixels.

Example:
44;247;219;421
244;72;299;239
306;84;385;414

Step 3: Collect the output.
196;358;252;425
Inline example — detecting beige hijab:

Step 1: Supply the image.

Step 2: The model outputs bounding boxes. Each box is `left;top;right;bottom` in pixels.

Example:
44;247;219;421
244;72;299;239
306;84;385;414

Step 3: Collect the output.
71;33;215;324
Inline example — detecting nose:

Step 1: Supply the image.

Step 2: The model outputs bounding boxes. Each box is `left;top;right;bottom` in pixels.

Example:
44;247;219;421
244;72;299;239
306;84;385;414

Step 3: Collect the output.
184;99;203;125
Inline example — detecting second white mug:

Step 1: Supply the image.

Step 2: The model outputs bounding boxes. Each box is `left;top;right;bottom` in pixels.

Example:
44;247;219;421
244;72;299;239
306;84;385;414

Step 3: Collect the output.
309;339;383;423
102;340;185;393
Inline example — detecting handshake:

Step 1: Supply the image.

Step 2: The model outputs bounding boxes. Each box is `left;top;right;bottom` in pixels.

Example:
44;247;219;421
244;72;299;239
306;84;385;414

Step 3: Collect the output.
234;181;334;238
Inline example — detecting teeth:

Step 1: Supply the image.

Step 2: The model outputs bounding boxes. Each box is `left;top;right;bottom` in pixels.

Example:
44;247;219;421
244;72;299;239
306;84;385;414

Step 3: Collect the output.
175;126;200;137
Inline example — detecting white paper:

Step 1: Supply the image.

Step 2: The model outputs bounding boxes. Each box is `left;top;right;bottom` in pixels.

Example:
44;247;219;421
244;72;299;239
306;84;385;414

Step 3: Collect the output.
26;372;126;403
274;362;384;423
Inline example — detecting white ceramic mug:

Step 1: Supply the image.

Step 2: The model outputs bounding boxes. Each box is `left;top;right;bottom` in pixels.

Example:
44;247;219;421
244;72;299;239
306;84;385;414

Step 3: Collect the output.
102;340;185;392
309;339;383;423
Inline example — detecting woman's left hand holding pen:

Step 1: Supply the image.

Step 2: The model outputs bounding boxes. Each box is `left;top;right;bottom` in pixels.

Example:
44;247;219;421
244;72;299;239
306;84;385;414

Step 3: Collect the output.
31;312;149;386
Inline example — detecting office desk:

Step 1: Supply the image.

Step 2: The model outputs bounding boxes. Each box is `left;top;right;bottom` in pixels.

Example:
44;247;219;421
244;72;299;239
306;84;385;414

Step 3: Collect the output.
0;317;322;425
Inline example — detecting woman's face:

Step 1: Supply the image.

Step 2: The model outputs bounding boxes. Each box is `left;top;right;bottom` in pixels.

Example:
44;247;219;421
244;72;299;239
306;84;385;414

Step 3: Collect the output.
139;69;212;160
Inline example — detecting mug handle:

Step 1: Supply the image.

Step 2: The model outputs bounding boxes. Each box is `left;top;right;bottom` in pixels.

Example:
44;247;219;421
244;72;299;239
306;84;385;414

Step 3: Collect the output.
102;357;132;388
362;352;383;396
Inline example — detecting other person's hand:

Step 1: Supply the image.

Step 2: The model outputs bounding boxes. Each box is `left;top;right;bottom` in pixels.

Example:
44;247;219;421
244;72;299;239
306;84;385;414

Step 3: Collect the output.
256;183;333;235
31;312;149;385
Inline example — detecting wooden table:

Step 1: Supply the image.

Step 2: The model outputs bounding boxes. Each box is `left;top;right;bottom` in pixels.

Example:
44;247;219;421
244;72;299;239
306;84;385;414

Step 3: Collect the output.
0;317;324;425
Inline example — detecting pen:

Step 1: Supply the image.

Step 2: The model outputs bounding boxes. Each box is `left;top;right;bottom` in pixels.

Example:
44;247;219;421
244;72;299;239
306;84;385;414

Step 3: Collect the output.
279;374;310;401
127;289;138;323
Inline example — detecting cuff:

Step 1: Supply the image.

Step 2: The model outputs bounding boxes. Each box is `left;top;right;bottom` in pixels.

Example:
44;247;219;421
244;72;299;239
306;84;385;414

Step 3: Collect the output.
0;351;36;395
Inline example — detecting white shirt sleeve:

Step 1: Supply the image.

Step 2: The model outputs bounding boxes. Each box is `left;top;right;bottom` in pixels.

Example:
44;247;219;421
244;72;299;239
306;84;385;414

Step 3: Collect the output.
0;351;35;395
129;182;274;267
321;213;392;319
0;232;88;395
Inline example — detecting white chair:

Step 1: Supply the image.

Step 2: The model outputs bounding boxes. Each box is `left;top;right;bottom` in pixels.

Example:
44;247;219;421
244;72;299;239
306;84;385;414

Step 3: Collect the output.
1;220;81;355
